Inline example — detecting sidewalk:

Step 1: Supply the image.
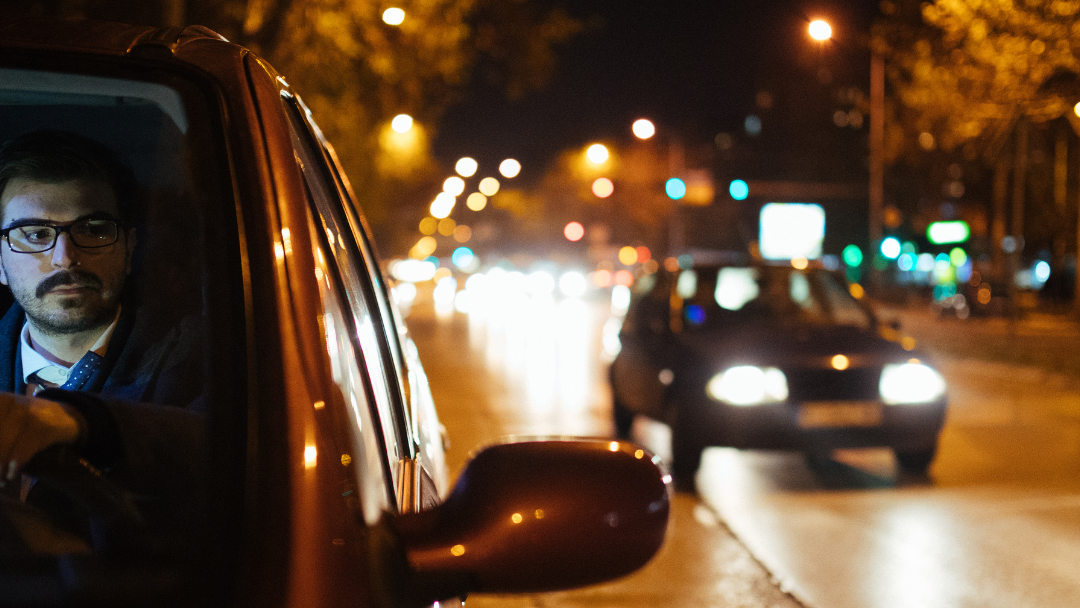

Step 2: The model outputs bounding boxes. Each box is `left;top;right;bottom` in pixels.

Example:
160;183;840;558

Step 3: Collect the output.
878;303;1080;380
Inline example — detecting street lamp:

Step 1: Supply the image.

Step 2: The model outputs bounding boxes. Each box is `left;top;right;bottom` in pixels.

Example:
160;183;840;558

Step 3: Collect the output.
808;20;832;41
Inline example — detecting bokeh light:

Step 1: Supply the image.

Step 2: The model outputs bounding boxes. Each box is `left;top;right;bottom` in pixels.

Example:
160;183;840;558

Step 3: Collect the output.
665;178;686;200
391;114;413;133
419;217;437;235
412;236;437;258
791;257;809;270
586;143;609;164
592;177;614;198
466;192;487;211
478;177;500;196
564;221;585;242
808;19;832;41
842;244;863;267
618;246;638;266
382;7;405;25
453;224;472;243
499;159;521;178
455;157;478;177
614;269;634;286
729;179;749;200
437;218;456;236
451;247;474;269
443;176;466;196
635;246;651;263
880;237;901;259
559;271;588;298
632;119;656;139
429;192;455;219
592;269;612;287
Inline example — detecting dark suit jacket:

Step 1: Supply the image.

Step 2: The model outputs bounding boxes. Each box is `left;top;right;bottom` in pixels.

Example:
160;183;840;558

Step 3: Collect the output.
0;298;206;500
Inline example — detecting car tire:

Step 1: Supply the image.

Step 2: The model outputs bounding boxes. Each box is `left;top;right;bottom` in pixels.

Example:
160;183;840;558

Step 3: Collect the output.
895;447;936;475
670;408;705;491
612;396;634;440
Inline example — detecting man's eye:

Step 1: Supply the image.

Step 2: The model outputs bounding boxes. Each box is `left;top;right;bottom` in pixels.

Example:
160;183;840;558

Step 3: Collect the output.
20;228;54;242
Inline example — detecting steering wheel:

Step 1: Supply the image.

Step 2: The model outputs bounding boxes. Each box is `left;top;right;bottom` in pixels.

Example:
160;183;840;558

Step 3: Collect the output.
0;445;144;556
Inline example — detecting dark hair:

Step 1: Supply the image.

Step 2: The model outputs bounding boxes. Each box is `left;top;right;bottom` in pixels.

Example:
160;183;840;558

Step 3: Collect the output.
0;130;140;224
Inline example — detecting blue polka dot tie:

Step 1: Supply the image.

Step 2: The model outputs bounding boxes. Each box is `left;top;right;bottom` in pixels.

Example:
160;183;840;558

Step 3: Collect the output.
60;352;104;391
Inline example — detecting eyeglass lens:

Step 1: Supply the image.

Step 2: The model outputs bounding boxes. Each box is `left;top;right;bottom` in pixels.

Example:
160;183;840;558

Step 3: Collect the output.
7;220;119;252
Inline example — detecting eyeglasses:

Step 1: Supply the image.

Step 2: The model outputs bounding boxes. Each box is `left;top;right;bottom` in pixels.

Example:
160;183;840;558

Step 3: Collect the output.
1;219;123;253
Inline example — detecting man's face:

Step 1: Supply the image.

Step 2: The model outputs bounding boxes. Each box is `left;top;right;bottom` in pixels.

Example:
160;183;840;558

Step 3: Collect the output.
0;177;135;336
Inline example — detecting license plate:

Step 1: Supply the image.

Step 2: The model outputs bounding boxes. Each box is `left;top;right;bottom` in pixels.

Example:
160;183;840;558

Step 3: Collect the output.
798;401;882;428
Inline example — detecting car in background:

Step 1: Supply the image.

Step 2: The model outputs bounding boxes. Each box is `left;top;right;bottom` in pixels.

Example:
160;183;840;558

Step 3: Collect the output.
0;18;669;607
610;255;948;484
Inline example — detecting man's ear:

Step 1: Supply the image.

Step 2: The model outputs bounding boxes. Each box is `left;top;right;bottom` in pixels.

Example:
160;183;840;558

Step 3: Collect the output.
124;227;137;275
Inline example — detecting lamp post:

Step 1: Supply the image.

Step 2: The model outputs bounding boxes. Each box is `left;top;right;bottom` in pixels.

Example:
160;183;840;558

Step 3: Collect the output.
809;20;885;290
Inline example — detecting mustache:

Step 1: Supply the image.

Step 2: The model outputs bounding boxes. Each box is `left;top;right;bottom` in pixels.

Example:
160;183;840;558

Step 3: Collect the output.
36;270;103;298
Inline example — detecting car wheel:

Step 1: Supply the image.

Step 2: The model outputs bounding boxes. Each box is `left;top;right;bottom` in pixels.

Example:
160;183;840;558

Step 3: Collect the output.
670;409;705;491
895;447;936;475
612;396;634;440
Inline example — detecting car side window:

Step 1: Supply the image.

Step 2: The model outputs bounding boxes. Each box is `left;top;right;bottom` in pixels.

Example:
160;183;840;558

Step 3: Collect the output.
282;98;412;497
818;272;871;329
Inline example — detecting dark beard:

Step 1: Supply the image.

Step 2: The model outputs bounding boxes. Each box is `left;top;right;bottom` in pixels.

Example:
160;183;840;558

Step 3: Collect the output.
22;270;118;336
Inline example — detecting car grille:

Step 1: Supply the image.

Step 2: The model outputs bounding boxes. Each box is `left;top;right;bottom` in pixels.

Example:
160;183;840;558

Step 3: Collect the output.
785;366;881;401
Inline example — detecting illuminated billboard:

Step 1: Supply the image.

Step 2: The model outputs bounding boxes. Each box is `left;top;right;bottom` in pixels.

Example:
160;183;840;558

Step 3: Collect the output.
759;203;826;260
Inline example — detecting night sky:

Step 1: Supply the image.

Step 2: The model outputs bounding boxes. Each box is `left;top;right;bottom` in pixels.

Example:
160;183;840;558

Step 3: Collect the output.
432;0;879;184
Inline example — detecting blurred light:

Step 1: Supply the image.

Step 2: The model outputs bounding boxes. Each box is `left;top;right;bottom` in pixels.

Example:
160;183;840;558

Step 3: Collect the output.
1002;235;1018;254
759;203;825;260
478;177;500;196
466;192;487;211
918;132;935;150
977;285;992;304
706;366;788;405
390;259;437;282
455;157;478;177
412;236;437;258
664;257;680;272
949;247;967;267
304;445;317;468
791;257;809;270
808;19;832;40
831;354;850;370
880;237;901;259
391;114;413;133
729;179;749;200
666;178;687;200
454;289;473;313
897;252;916;272
879;363;946;404
715;267;757;310
443;176;466;196
643;259;659;274
592;177;614;198
433;276;458;307
564;221;585;242
382;7;405;25
419;216;437;235
527;271;556;296
586;144;609;164
849;283;865;299
393;281;417;305
901;241;917;254
453;225;472;243
635;246;651;263
437;218;456;236
678;254;693;269
842;244;863;267
1034;260;1051;283
744;115;762;136
927;221;970;244
614;269;634;286
451;247;475;268
1075;101;1080;118
632;119;656;139
916;253;935;272
499;159;521;178
430;192;455;219
593;269;613;287
559;271;588;297
618;246;638;265
611;284;631;314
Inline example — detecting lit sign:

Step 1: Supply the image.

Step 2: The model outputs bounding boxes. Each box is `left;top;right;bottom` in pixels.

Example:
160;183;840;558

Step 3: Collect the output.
927;221;970;244
759;203;825;260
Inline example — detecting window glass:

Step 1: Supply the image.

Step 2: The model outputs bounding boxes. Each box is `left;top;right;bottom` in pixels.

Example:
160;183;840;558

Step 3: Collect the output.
282;100;410;486
714;267;759;310
0;65;242;595
818;271;871;329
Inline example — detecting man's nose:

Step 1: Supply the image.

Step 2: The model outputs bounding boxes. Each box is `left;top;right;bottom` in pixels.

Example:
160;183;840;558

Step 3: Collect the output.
50;233;80;269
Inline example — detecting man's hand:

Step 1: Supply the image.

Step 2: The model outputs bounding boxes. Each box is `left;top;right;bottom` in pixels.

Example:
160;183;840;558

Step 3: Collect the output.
0;393;82;485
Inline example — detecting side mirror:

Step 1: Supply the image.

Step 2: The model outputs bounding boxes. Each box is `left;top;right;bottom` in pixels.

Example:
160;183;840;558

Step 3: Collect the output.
390;438;670;604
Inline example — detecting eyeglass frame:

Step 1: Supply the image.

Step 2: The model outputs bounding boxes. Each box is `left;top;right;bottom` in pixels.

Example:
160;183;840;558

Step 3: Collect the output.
0;215;127;254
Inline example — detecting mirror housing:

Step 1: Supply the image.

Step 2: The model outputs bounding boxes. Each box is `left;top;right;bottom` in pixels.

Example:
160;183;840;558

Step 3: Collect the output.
390;438;670;603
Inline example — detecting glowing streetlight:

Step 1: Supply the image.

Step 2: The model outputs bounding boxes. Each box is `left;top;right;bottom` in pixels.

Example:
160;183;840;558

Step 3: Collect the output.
478;177;500;196
466;192;487;211
592;178;614;198
632;119;656;139
382;8;405;25
809;20;832;41
443;176;466;196
391;114;413;133
455;157;478;177
1074;101;1080;117
499;159;521;178
586;143;609;164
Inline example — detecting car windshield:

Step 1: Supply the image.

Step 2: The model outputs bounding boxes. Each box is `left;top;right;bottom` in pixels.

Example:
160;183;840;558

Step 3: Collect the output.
0;64;242;592
675;265;871;330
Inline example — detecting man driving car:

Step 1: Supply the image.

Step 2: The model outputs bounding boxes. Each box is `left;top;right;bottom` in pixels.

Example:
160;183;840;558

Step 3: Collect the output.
0;129;204;513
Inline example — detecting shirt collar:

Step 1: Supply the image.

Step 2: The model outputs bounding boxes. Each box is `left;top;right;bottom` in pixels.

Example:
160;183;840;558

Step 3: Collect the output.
20;308;121;385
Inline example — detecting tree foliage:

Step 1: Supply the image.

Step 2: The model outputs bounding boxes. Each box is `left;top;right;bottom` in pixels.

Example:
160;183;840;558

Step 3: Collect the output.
874;0;1080;161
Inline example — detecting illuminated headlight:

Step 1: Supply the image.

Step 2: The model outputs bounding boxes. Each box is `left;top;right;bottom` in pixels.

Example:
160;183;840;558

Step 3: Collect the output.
706;366;788;406
879;363;946;404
